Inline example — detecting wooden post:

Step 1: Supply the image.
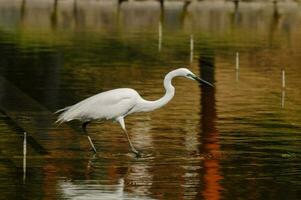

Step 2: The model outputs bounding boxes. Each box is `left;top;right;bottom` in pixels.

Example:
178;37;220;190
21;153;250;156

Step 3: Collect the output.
23;132;27;183
190;34;194;63
282;69;285;89
236;52;239;70
281;69;286;108
158;21;162;52
236;52;239;81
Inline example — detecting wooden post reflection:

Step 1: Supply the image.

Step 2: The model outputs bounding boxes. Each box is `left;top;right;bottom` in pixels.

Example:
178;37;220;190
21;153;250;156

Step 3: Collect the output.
20;0;26;23
73;0;78;28
232;0;240;26
117;0;128;27
159;0;164;24
198;49;222;200
159;0;164;17
269;0;280;45
51;0;58;29
180;0;191;26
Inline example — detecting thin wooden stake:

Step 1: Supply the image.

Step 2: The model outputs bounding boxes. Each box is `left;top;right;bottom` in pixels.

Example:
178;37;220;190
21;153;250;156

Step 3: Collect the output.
281;89;285;108
236;52;239;70
23;132;27;183
281;69;286;108
158;21;162;52
282;69;286;89
236;52;239;81
190;34;194;63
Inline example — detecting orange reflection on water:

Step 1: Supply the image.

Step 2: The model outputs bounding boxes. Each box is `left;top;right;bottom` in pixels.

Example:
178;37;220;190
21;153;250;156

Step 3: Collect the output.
202;132;223;200
203;159;223;200
199;54;223;200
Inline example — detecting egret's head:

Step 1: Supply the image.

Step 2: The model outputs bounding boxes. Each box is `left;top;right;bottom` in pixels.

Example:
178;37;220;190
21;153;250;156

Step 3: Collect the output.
176;68;214;87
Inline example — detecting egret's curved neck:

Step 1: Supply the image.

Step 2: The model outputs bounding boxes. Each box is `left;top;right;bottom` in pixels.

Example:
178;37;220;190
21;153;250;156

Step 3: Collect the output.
141;71;175;112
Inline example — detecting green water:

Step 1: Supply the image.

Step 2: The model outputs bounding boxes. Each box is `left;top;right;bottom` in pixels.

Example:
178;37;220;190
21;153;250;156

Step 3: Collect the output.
0;0;301;199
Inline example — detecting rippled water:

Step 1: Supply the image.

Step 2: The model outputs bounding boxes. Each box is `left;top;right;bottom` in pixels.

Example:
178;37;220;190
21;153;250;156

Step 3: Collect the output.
0;0;301;199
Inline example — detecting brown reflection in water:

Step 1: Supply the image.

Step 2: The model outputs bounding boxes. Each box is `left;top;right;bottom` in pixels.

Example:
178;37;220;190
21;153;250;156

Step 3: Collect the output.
50;0;58;29
233;0;240;26
41;156;95;199
20;0;26;23
269;1;281;46
198;49;223;200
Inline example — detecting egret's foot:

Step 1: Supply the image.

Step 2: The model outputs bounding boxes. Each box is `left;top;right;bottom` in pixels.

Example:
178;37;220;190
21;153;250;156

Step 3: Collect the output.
132;148;141;158
91;147;97;154
135;152;142;158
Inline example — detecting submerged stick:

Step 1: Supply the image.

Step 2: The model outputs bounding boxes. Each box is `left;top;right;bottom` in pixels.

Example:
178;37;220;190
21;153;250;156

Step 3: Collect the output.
236;52;239;70
190;34;194;63
235;52;239;81
158;21;162;52
23;132;27;183
281;89;285;108
282;69;286;89
281;69;286;108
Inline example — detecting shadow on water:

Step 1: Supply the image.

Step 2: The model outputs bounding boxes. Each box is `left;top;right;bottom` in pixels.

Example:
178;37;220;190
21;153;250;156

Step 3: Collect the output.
0;0;301;199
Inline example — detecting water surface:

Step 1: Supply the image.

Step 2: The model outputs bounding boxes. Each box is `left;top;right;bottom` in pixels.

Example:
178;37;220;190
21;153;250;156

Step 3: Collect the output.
0;0;301;199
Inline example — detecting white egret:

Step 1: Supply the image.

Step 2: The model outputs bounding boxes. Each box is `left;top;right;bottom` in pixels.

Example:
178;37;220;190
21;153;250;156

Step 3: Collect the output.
56;68;213;156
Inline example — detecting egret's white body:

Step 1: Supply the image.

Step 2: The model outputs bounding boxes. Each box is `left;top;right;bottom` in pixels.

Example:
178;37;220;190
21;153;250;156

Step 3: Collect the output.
56;68;213;156
57;88;140;122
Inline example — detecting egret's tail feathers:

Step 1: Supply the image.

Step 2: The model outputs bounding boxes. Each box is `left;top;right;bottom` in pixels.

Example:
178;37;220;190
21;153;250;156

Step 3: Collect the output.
54;106;71;114
55;117;65;125
55;106;73;124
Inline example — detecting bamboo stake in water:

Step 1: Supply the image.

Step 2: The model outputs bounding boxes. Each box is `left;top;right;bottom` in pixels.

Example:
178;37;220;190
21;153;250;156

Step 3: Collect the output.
236;52;239;70
158;21;162;52
23;132;27;183
281;69;286;108
282;69;286;89
190;34;194;63
235;52;239;81
281;89;285;108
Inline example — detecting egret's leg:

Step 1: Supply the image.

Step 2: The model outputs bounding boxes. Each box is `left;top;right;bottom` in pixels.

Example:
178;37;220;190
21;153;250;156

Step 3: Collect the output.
82;122;97;153
117;117;140;156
